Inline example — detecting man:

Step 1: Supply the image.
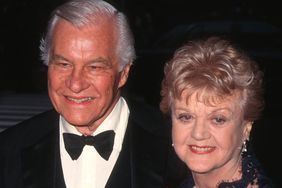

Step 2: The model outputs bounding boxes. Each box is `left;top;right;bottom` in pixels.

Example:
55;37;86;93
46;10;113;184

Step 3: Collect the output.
0;0;186;188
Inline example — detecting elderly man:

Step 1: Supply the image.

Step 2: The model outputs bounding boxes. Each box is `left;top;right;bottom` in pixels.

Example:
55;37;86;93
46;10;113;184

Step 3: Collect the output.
0;0;186;188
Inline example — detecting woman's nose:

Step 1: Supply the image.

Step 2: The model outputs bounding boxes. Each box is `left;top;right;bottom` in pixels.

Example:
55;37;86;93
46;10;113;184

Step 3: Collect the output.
191;120;211;140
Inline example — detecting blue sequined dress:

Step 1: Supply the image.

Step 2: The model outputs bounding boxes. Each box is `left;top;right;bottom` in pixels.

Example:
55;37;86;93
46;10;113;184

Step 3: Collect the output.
179;154;276;188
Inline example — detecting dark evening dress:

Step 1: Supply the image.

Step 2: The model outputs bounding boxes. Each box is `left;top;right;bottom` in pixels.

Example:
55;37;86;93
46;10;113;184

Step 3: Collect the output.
179;153;276;188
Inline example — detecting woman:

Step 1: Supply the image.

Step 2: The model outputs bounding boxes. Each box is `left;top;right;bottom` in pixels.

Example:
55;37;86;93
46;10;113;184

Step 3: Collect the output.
160;37;275;187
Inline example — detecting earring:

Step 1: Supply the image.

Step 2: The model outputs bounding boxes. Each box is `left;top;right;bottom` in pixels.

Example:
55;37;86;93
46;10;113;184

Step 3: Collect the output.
171;143;174;147
241;139;248;157
242;140;247;153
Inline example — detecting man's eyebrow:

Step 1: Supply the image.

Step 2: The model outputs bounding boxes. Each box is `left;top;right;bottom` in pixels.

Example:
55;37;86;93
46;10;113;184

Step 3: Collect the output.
52;54;70;62
90;57;110;63
51;55;112;65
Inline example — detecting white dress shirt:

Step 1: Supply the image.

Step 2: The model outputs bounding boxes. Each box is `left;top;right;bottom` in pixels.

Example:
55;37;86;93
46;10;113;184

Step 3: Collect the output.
59;97;129;188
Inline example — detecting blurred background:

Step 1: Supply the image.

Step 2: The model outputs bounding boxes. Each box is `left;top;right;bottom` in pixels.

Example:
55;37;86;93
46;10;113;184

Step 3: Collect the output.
0;0;281;187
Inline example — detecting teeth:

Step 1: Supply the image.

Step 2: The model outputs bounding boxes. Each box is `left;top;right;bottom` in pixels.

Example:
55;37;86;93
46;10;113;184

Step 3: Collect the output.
67;97;93;103
191;146;214;152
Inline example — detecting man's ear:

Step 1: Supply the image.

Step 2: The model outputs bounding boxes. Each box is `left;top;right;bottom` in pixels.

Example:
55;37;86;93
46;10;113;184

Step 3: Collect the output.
118;63;131;88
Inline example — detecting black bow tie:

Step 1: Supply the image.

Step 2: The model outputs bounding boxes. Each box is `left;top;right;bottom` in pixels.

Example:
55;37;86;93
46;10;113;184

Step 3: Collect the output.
63;130;115;161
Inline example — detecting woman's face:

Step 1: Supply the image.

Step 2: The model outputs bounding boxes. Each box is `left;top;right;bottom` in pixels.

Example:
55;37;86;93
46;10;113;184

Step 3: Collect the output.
171;90;252;176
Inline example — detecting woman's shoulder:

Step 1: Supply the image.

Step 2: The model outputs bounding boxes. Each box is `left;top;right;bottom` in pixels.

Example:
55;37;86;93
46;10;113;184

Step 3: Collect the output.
245;154;275;187
177;154;276;188
219;154;276;188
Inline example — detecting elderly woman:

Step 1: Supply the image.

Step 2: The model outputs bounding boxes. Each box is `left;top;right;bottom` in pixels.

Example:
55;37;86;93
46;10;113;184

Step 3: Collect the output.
160;37;275;188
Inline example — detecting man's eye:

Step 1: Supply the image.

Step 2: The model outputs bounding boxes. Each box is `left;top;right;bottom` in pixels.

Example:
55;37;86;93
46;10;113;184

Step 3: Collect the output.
59;63;69;67
53;62;71;68
89;65;103;70
50;61;72;71
86;63;111;74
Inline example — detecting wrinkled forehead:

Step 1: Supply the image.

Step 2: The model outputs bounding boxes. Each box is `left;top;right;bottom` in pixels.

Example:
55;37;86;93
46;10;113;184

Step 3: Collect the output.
178;88;243;108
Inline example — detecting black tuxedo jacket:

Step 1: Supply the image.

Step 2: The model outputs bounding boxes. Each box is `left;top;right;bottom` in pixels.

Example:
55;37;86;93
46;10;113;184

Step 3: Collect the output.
0;98;186;188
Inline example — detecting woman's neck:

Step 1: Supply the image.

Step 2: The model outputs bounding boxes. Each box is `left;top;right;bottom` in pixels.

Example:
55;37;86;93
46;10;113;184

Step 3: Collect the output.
193;158;242;188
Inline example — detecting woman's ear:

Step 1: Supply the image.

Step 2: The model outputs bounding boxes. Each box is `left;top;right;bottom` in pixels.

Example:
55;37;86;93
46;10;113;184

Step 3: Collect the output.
243;121;253;141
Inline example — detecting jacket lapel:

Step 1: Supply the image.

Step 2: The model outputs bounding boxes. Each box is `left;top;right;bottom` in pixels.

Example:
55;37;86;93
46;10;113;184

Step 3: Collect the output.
21;111;66;188
105;112;168;188
21;130;57;188
105;117;133;188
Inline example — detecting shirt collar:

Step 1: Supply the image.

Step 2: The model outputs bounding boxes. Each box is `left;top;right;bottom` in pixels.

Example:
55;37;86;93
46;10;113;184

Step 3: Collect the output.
61;97;129;151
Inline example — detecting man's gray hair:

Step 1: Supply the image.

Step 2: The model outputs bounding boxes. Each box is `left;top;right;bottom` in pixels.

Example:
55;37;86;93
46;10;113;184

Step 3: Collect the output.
40;0;136;70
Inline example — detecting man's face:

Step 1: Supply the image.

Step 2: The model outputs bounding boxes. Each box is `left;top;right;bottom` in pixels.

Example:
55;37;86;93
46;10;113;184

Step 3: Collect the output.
47;19;130;133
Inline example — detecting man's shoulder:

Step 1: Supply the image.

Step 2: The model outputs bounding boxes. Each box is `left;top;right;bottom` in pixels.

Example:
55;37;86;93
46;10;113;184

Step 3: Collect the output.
0;109;59;149
124;96;170;138
1;109;58;133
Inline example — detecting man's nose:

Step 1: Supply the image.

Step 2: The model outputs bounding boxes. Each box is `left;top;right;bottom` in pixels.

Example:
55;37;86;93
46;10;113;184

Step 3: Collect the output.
66;68;90;93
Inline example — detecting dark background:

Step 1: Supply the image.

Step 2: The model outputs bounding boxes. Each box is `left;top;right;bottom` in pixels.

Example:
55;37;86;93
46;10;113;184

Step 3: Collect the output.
0;0;281;187
1;0;282;93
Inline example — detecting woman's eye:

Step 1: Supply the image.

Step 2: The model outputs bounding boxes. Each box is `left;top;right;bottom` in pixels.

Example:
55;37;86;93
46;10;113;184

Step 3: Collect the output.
178;114;192;122
213;116;226;125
